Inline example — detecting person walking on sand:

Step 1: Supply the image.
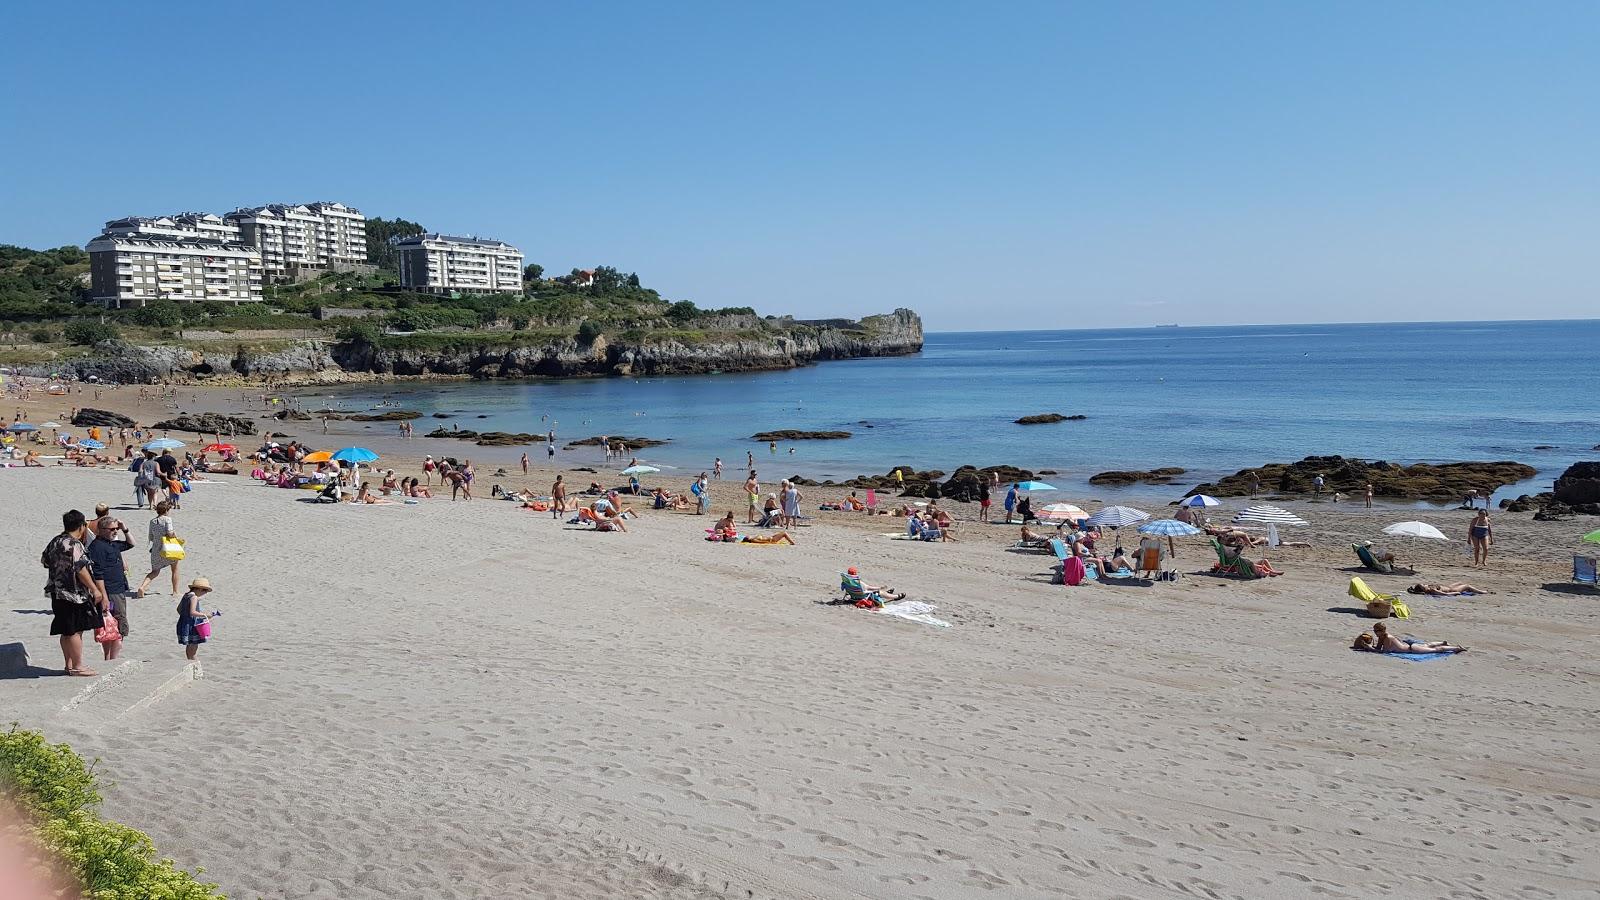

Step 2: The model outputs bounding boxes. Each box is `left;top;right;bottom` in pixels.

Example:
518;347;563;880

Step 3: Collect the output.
744;471;761;523
694;473;710;515
978;480;992;522
1004;483;1019;524
87;517;134;662
137;501;181;597
176;577;215;661
423;455;436;485
1364;482;1374;508
1468;508;1493;567
1248;471;1261;497
713;457;723;480
43;509;110;677
520;452;529;476
551;474;567;519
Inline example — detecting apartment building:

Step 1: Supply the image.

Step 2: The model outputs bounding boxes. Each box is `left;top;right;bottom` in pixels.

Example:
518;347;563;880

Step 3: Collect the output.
224;202;368;280
394;233;524;295
87;231;263;308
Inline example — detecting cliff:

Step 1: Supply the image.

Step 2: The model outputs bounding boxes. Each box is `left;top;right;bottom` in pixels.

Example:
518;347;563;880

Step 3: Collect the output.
31;309;923;383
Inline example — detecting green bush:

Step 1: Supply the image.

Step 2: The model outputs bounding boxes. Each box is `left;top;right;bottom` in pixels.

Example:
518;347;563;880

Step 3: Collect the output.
131;301;183;328
335;321;380;344
0;726;223;899
64;321;118;345
29;327;53;343
576;320;602;344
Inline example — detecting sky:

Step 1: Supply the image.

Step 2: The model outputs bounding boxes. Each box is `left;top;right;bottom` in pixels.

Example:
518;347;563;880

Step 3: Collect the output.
1;1;1596;330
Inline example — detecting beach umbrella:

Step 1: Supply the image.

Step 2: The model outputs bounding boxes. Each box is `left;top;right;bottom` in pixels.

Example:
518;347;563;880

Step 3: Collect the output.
1138;518;1204;537
1085;505;1150;528
302;450;333;463
1180;494;1221;508
331;447;380;487
143;438;184;451
1580;529;1600;545
1036;502;1089;524
40;421;61;429
1015;481;1057;491
201;443;237;454
621;464;660;475
78;439;105;450
1233;504;1307;526
8;423;38;432
1382;521;1449;541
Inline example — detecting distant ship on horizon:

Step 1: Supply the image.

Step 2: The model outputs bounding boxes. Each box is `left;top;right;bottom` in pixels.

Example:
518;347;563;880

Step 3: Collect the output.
1154;323;1179;328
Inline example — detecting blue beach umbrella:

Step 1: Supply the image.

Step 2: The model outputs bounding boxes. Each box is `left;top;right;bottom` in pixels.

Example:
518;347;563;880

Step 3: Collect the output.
1014;480;1056;492
144;438;184;450
1085;505;1151;528
1180;494;1221;508
79;439;105;450
332;446;380;485
8;423;38;432
1138;518;1204;536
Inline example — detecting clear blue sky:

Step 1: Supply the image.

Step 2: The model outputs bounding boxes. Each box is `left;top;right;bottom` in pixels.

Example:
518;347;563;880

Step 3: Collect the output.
2;1;1595;329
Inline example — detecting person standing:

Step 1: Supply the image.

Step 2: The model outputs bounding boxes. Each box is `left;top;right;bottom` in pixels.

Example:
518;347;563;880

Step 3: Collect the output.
892;468;904;490
1468;509;1493;567
1004;483;1019;524
694;473;710;515
744;471;760;523
547;441;556;461
520;452;529;476
1364;482;1374;508
551;474;567;519
43;509;109;677
176;577;215;661
137;501;181;597
746;450;754;470
1313;473;1324;494
86;517;134;662
978;480;992;523
134;449;161;508
423;455;436;485
782;479;801;527
713;457;723;480
1248;471;1261;497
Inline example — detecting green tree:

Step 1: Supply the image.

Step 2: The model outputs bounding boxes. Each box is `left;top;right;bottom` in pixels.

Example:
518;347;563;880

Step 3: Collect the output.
64;320;118;345
233;303;272;318
523;263;544;282
131;301;183;328
626;272;641;288
590;266;624;293
576;320;602;344
335;321;381;344
665;300;699;324
364;217;426;269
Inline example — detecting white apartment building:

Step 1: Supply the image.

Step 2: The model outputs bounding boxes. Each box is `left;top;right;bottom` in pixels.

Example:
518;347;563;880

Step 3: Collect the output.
224;202;368;280
394;233;524;295
87;233;263;308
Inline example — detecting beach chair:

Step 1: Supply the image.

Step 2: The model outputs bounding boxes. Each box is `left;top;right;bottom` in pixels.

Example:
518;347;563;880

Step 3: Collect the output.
1349;576;1409;619
1353;544;1394;574
840;573;883;606
1209;539;1259;579
1048;539;1069;582
1574;555;1599;591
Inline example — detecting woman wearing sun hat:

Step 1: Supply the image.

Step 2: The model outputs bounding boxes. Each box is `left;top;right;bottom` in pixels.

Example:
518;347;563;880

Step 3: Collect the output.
176;577;215;661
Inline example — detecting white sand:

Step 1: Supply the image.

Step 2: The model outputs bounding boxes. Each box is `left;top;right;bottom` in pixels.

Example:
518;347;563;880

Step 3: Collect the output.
2;466;1598;898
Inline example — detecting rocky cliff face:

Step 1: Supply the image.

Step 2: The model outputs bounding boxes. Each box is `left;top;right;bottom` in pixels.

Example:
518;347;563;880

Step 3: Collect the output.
332;308;923;379
24;310;922;383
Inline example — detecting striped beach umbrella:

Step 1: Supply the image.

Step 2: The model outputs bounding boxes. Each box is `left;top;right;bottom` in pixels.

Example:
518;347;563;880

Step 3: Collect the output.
1036;502;1089;524
1085;505;1151;528
1138;518;1204;536
1233;504;1307;527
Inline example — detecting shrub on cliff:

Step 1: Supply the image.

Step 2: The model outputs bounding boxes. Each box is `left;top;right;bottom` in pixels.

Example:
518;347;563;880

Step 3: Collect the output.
335;321;380;345
0;726;224;898
577;320;602;344
63;320;118;345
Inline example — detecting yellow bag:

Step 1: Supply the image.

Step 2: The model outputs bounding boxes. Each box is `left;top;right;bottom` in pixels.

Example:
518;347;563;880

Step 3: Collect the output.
161;536;185;561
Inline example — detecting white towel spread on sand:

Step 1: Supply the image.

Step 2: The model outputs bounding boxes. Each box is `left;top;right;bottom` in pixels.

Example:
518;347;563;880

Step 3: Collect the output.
879;600;951;628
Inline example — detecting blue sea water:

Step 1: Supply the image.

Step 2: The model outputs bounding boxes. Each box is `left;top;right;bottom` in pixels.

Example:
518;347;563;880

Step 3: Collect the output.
314;320;1597;502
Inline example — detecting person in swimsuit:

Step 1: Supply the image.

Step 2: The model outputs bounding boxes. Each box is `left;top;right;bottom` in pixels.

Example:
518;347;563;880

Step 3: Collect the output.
1468;509;1492;567
1354;622;1466;654
744;472;760;524
1407;582;1489;596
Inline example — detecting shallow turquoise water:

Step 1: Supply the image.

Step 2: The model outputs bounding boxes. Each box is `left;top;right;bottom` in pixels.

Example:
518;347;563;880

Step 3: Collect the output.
310;319;1597;502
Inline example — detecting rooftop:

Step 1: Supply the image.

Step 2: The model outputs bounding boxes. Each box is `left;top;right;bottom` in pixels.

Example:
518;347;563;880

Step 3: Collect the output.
393;233;520;250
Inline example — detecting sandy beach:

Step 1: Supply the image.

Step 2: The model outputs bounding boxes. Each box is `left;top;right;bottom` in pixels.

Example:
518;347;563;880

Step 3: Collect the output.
3;440;1598;900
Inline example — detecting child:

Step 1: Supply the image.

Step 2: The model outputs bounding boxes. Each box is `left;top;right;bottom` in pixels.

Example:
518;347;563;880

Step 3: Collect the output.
176;577;215;661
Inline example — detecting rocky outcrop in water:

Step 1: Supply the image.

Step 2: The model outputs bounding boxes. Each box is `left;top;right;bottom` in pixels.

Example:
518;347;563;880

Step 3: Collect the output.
1553;462;1600;508
790;464;1035;501
1189;455;1537;501
751;430;852;441
332;410;422;422
1089;468;1186;486
1015;413;1086;425
563;435;669;449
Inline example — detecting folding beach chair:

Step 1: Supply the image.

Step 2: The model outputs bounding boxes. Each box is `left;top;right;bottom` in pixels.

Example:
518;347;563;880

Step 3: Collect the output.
1210;539;1259;579
1349;576;1409;619
1575;555;1599;591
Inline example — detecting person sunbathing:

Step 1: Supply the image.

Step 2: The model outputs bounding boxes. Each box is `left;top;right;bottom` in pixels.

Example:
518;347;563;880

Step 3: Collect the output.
743;532;796;545
22;450;43;467
1019;526;1050;547
590;497;629;532
710;511;739;541
406;479;433;499
1354;622;1466;654
1407;582;1489;596
380;470;400;494
1213;527;1268;548
842;566;904;602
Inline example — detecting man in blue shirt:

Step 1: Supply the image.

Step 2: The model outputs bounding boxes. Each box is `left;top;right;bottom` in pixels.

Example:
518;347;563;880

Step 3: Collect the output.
86;517;135;661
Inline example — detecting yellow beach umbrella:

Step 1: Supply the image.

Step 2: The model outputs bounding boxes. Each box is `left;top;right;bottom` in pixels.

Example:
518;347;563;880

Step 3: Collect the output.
302;450;333;463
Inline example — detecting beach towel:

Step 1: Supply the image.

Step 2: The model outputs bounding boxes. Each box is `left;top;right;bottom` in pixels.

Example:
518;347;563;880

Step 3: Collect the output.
1062;555;1086;586
878;600;951;628
1374;651;1457;662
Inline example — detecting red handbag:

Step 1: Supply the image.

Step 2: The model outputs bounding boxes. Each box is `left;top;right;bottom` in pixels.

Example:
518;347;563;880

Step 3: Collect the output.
93;611;121;643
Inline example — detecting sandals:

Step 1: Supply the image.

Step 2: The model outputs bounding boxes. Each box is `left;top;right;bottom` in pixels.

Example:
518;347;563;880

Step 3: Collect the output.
65;667;99;677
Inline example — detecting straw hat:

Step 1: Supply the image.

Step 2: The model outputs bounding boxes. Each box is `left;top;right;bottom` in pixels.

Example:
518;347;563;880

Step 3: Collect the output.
188;577;214;592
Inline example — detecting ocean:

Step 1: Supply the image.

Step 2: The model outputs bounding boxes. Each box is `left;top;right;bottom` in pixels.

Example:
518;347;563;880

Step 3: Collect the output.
308;319;1597;503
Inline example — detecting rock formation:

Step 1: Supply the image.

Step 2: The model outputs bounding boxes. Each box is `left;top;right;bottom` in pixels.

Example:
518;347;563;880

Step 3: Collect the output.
563;435;669;449
151;413;258;435
70;408;135;428
1088;468;1186;486
751;431;852;441
1014;413;1086;425
1188;455;1537;501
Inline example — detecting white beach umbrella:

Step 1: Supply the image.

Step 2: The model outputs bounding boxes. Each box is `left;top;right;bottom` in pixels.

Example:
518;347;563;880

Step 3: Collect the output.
1382;521;1449;541
1036;502;1089;524
1234;504;1307;547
